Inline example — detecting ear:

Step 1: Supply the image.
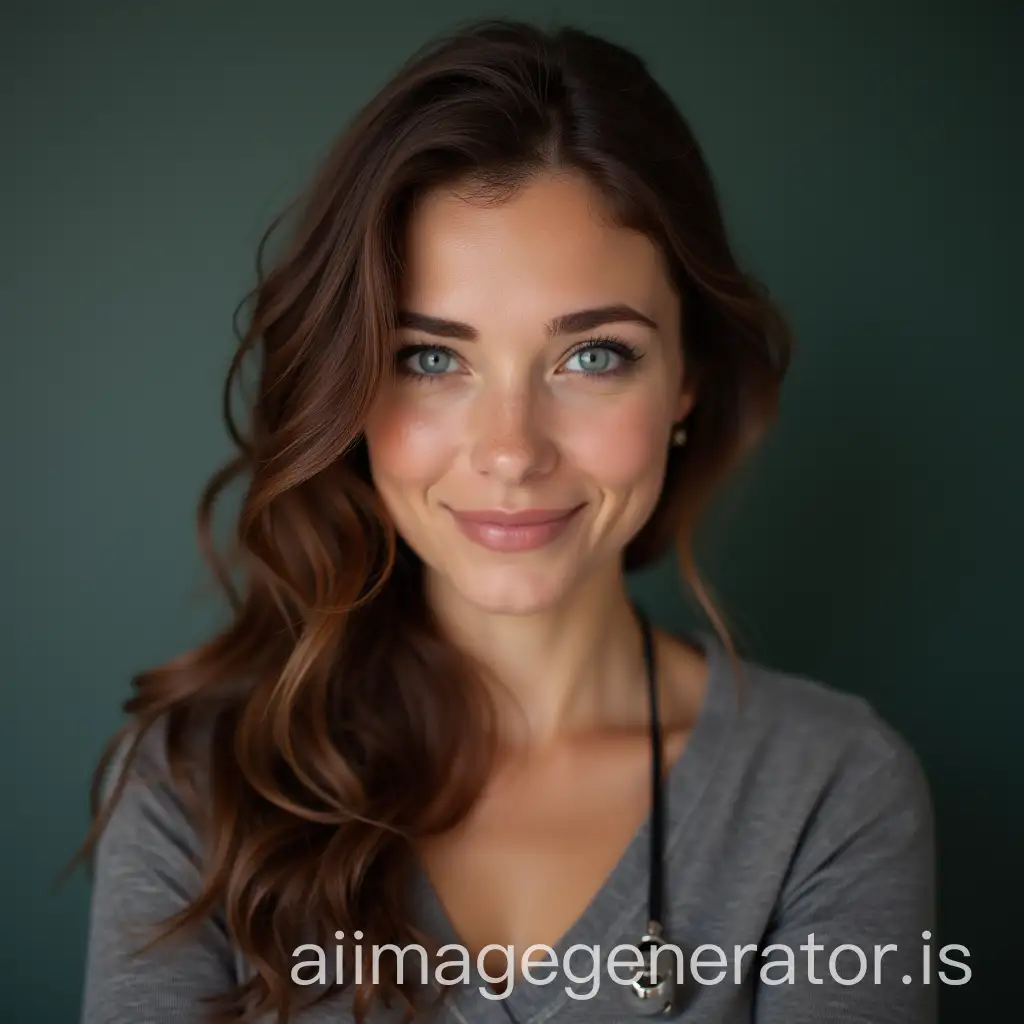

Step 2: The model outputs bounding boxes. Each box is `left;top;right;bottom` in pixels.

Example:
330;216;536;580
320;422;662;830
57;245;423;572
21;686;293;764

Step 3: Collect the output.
674;374;698;423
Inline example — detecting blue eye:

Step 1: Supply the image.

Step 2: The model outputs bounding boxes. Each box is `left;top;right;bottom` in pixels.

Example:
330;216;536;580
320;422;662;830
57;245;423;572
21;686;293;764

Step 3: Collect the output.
565;346;617;373
396;345;458;379
563;337;643;376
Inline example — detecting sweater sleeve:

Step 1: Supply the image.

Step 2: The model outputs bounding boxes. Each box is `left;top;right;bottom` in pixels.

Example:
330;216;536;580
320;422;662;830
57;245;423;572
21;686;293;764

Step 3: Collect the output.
79;720;238;1024
751;714;939;1023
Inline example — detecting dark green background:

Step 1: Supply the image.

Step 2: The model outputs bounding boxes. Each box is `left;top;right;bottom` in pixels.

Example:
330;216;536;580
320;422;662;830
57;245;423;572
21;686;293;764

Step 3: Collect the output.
3;1;1020;1019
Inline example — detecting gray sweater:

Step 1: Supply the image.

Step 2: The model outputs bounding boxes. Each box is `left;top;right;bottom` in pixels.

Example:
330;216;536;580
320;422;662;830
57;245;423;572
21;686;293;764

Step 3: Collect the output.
80;627;938;1023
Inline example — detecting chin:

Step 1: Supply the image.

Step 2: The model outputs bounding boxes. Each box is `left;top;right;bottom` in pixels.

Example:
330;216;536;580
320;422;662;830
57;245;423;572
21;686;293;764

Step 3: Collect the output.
447;562;578;616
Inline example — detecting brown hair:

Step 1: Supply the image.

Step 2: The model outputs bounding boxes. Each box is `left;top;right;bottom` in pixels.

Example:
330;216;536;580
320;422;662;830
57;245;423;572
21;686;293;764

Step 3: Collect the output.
70;17;793;1023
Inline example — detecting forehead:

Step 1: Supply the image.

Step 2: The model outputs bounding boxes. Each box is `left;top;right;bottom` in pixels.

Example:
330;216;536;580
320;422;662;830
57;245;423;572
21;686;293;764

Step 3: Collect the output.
400;171;676;328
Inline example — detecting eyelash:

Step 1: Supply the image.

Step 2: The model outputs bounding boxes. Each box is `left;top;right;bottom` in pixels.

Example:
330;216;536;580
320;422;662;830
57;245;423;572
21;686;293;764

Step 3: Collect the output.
394;335;645;384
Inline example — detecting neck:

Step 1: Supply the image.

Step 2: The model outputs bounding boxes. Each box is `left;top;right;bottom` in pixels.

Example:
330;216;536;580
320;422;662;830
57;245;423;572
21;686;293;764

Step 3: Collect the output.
425;565;651;752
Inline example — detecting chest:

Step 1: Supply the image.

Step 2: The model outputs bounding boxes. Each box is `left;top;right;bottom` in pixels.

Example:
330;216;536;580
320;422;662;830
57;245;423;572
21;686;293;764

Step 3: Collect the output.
416;732;688;980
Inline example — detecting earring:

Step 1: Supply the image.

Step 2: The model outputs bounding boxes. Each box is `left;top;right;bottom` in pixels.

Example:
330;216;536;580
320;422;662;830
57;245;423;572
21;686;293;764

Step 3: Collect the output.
671;423;688;447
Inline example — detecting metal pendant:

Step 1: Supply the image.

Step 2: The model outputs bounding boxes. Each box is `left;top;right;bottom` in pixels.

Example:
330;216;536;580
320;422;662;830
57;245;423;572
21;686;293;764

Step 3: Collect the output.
627;923;678;1016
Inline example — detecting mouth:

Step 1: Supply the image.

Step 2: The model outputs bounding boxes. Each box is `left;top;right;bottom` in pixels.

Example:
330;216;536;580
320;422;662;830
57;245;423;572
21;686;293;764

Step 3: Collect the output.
445;504;585;553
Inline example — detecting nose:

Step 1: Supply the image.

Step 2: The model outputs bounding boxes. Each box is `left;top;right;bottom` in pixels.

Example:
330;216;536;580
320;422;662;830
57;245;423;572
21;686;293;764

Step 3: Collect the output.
468;386;558;485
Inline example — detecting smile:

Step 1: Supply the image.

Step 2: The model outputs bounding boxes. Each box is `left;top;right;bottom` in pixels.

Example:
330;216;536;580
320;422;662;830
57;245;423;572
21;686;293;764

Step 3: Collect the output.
445;505;585;552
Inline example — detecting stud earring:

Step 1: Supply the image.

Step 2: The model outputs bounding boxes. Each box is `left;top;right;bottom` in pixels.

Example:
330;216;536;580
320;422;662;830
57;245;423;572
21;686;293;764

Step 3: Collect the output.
671;423;688;447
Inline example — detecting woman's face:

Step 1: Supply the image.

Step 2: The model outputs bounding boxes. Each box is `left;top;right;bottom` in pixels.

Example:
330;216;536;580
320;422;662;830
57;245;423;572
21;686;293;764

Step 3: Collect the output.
363;170;695;615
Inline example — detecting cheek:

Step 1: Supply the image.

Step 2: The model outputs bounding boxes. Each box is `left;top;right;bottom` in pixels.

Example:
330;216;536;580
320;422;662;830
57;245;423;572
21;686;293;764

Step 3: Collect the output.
565;400;668;489
363;394;457;492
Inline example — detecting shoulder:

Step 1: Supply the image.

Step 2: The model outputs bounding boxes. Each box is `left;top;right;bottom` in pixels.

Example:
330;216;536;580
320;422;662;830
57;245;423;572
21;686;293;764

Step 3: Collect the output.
740;650;926;773
720;644;934;837
98;710;220;841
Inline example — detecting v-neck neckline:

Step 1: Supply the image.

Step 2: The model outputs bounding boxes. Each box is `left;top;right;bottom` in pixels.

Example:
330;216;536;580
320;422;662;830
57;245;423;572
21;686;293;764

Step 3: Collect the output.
410;624;739;1024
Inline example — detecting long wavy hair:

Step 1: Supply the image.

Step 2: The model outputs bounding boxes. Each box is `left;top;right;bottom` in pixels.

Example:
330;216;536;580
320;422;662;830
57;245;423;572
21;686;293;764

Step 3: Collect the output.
71;17;793;1024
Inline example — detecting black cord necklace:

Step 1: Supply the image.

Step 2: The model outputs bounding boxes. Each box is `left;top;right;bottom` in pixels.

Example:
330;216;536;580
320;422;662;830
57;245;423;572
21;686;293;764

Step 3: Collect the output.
628;605;678;1016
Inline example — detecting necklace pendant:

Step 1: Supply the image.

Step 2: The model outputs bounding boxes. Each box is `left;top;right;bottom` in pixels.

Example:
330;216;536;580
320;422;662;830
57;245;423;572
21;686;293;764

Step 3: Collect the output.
627;923;678;1016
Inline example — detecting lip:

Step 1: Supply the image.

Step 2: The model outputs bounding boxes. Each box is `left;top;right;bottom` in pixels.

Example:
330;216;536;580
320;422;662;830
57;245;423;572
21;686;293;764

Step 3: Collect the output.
446;504;584;552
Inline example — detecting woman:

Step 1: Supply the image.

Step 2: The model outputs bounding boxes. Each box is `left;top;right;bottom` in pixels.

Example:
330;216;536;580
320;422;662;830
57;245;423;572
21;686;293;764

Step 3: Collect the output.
76;18;936;1024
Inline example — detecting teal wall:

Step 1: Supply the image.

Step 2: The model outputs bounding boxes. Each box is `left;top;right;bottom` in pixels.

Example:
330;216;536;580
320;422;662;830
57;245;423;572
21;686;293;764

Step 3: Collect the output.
3;1;1019;1019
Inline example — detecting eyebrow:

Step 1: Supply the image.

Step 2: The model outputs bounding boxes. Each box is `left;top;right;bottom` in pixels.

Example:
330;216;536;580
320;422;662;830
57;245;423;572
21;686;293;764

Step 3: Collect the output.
395;303;659;341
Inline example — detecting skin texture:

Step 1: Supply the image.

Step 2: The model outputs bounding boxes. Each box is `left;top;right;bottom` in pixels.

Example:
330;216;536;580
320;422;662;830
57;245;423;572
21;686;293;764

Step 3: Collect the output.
365;170;690;621
362;170;708;977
